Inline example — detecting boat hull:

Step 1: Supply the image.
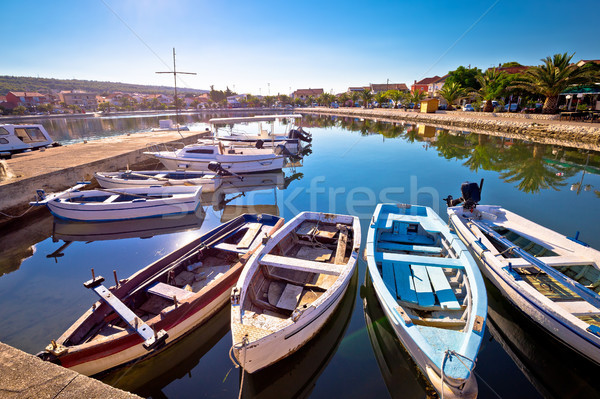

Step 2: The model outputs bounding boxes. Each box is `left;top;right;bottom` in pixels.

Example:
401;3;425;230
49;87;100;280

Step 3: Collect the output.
95;171;220;192
150;153;285;173
448;206;600;365
44;187;202;222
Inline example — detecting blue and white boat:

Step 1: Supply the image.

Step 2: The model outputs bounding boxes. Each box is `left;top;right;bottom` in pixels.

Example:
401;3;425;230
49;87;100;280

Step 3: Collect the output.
31;183;202;222
366;203;487;399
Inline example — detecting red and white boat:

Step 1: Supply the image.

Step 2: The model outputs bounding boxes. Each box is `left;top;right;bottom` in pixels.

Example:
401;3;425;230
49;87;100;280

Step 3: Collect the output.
37;213;283;376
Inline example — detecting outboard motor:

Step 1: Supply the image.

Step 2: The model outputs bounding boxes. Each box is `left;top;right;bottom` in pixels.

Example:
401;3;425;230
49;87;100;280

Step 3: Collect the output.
255;140;264;149
288;128;312;143
444;179;483;211
274;144;293;156
208;161;231;176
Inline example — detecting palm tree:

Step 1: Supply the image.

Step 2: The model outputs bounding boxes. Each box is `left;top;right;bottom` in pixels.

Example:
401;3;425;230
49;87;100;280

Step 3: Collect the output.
474;69;505;112
385;90;403;108
361;89;373;108
510;52;598;114
374;92;388;108
409;90;426;109
351;91;361;107
438;82;467;110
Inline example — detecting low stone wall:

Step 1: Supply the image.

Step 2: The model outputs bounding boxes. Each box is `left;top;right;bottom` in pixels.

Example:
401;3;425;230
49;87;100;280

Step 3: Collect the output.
300;107;600;147
438;110;560;120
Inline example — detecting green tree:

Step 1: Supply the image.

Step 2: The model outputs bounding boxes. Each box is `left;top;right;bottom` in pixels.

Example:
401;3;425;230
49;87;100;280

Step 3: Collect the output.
13;105;27;115
361;89;373;108
510;52;598;114
98;101;111;112
445;66;483;91
474;69;506;112
374;92;388;108
350;91;361;106
338;92;350;107
437;82;467;110
409;89;427;108
385;90;403;108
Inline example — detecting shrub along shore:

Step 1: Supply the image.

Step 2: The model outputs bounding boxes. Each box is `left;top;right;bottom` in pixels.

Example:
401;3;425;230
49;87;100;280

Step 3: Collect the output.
300;107;600;148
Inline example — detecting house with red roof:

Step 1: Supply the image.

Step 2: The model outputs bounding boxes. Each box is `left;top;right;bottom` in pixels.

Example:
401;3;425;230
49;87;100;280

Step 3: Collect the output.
5;91;48;108
292;88;324;100
411;76;441;94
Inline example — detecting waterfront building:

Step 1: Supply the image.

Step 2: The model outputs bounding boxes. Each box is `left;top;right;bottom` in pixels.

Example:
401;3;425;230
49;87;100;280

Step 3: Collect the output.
411;76;441;94
59;90;98;111
292;88;324;101
5;91;48;109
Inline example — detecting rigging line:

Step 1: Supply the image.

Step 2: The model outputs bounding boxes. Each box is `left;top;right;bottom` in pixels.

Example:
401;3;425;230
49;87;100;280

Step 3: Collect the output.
419;0;501;79
98;0;193;88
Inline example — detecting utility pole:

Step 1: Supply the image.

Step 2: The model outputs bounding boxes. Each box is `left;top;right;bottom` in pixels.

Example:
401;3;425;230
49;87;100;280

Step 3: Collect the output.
156;48;196;138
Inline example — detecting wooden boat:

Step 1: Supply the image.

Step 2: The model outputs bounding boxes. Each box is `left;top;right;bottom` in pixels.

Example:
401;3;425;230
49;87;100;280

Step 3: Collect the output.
230;211;360;373
365;203;487;399
37;213;284;376
95;170;221;192
448;203;600;365
30;184;202;222
144;140;285;173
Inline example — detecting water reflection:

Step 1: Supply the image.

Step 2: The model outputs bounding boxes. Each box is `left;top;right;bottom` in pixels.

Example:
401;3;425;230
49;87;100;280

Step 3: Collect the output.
240;271;357;399
305;114;600;195
486;280;600;398
362;273;430;399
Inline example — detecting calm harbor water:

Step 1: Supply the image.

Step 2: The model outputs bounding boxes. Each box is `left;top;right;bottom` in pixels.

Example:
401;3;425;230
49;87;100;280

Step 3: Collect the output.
1;112;600;398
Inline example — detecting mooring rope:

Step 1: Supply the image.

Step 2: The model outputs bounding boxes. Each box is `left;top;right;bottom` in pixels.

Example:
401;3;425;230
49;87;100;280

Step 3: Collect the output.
229;336;249;399
0;205;34;219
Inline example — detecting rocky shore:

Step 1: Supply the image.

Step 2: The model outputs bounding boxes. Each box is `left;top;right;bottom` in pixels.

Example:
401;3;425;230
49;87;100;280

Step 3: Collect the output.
300;107;600;149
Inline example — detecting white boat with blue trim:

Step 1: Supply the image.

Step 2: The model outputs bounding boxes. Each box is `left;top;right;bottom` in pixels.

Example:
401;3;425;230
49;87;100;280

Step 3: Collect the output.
366;203;486;399
94;170;221;192
30;183;202;221
230;212;360;373
448;203;600;365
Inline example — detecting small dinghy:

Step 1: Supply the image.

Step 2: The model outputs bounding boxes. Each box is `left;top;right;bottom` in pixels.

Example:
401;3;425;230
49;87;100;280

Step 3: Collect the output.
95;170;222;192
447;181;600;365
37;213;283;376
230;212;360;373
366;203;486;399
30;183;202;221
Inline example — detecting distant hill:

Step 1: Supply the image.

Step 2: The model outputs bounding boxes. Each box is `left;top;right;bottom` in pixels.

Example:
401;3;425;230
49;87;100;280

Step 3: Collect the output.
0;76;209;96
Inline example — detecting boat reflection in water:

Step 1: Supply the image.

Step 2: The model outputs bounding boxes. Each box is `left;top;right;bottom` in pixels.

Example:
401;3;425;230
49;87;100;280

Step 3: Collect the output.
204;171;303;222
362;272;431;399
486;280;600;399
239;271;357;399
100;303;230;396
48;211;205;258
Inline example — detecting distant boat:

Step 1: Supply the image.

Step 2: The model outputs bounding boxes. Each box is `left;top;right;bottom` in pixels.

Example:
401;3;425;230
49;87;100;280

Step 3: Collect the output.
95;170;221;192
30;183;202;221
144;141;286;174
230;211;360;373
448;203;600;365
0;124;54;159
37;213;283;376
366;203;487;399
211;114;311;154
151;119;190;132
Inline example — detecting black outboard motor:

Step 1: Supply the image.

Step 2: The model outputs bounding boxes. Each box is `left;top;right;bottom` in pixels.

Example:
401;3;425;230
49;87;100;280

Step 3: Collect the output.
208;161;231;176
444;179;483;211
274;144;293;156
255;140;264;149
288;128;312;143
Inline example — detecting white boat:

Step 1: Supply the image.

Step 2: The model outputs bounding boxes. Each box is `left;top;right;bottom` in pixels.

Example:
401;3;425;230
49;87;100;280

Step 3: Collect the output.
448;203;600;365
144;141;285;173
30;183;202;222
95;170;221;192
150;119;190;132
0;124;54;159
366;203;487;399
211;114;311;154
230;211;360;373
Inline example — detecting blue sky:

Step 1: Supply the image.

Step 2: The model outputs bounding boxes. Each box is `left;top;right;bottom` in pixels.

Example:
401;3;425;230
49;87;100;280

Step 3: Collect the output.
2;0;598;95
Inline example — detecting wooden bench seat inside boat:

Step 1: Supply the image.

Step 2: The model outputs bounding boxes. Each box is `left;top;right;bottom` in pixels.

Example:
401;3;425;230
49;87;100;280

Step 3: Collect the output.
380;253;464;268
260;254;344;275
379;231;436;247
377;241;442;255
382;260;461;310
147;282;194;301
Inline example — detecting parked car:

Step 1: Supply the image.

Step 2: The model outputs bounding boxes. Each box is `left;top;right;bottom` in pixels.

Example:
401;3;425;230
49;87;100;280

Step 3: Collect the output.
504;103;519;112
462;104;475;112
481;100;500;110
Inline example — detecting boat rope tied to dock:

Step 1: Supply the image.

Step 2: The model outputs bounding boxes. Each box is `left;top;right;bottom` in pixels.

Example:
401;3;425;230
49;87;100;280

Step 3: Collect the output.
440;349;476;399
229;336;249;399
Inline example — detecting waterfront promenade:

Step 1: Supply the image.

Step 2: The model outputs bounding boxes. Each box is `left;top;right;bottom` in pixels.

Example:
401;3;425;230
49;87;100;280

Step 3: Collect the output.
0;128;211;222
301;107;600;147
